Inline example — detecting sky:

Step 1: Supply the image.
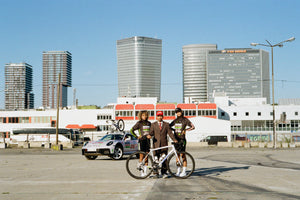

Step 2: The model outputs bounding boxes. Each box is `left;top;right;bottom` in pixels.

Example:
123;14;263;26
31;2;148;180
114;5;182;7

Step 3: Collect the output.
0;0;299;108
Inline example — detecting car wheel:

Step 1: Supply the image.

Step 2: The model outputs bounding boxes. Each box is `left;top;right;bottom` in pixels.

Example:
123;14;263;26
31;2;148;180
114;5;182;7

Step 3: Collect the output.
112;146;123;160
85;155;98;160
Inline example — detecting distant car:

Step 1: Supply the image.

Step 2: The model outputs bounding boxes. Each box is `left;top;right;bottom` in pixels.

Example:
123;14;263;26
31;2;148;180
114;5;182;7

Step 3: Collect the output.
81;132;139;160
200;136;228;145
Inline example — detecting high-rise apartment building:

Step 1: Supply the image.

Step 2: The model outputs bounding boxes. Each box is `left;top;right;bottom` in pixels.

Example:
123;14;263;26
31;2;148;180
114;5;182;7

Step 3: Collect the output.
117;36;162;100
207;48;270;103
5;63;34;110
182;44;217;103
42;51;72;108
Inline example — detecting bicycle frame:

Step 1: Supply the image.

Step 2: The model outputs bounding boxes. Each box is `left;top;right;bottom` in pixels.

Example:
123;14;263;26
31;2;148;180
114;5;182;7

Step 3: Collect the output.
142;144;182;168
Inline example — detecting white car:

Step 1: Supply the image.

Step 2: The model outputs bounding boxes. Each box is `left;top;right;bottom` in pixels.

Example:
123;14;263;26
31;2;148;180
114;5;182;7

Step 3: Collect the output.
82;132;139;160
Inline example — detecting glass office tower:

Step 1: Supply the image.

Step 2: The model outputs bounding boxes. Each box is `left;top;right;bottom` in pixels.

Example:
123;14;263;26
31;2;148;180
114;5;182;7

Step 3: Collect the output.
117;36;162;100
5;63;34;110
182;44;217;103
207;48;270;103
42;51;72;108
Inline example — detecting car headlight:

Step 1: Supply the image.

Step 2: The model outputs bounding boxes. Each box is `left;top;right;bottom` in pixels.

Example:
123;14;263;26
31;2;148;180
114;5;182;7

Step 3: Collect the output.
106;141;113;146
83;142;89;146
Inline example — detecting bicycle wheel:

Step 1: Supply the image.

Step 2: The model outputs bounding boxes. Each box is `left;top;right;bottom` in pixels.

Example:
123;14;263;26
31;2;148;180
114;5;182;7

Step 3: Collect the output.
117;119;125;131
126;151;153;179
167;151;195;179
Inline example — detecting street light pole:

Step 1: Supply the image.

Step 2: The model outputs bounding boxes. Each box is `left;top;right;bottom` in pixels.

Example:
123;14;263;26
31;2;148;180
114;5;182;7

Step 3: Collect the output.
251;37;295;149
271;46;276;148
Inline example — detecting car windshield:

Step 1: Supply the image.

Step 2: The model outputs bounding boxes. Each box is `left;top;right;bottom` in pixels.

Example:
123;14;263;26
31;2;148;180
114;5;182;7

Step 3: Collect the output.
99;134;123;141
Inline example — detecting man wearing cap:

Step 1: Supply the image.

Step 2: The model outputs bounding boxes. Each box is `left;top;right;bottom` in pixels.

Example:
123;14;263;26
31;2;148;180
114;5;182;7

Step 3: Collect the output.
150;111;178;178
170;107;195;177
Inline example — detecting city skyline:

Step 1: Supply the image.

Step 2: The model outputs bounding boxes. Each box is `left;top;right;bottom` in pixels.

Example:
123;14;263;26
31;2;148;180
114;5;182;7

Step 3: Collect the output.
0;0;299;108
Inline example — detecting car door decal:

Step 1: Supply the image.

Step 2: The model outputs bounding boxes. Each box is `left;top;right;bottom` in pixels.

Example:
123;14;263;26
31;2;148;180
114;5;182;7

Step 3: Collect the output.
125;141;130;148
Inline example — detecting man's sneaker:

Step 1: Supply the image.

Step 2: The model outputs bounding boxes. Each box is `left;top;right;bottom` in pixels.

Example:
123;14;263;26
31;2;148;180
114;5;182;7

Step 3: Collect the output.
179;171;186;177
162;174;168;179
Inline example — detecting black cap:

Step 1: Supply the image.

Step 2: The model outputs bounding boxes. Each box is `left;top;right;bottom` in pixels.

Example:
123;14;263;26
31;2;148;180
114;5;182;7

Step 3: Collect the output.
175;107;182;113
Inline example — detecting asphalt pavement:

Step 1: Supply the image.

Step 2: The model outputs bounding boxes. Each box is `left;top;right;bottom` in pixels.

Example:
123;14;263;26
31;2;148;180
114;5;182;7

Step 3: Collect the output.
1;147;300;200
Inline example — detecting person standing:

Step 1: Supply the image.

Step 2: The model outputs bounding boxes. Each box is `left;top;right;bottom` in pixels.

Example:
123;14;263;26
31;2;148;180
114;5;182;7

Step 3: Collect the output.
150;111;178;178
130;110;152;176
169;107;195;177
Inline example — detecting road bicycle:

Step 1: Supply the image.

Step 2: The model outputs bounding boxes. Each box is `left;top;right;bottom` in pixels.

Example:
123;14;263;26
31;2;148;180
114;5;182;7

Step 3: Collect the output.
126;142;195;179
106;119;125;132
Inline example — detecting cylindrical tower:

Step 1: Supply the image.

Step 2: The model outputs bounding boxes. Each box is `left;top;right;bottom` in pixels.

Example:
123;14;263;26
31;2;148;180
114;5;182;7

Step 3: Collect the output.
182;44;217;103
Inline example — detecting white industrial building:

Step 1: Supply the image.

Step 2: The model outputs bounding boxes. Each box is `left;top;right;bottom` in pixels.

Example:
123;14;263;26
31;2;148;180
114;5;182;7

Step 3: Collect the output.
216;96;300;142
0;97;299;144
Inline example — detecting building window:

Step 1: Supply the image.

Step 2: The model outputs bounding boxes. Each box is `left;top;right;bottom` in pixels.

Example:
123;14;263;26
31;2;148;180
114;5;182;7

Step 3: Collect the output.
98;115;112;120
206;110;209;116
233;112;237;116
296;112;298;116
270;112;273;116
245;112;249;116
221;112;225;117
258;112;261;116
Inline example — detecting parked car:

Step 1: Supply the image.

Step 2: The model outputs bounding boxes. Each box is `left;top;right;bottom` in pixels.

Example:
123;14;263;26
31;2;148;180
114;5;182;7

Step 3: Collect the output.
200;136;228;145
82;132;138;160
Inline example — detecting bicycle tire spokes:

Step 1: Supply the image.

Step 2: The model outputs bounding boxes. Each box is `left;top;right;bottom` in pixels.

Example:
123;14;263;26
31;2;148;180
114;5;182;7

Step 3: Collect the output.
167;152;195;179
126;151;153;179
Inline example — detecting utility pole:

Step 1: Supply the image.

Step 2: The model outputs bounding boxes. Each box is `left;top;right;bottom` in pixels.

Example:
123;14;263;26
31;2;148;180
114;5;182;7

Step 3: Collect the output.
56;73;61;145
251;37;295;148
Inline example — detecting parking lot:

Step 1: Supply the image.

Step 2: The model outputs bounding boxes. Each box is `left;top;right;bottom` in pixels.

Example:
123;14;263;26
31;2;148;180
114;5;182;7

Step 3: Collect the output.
1;147;300;200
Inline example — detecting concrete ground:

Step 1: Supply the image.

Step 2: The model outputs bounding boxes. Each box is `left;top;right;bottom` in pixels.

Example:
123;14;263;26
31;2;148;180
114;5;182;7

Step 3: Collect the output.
0;147;300;200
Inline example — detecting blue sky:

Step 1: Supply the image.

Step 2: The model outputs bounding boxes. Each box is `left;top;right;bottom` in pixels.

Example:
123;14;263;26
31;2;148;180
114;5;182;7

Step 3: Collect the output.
0;0;299;108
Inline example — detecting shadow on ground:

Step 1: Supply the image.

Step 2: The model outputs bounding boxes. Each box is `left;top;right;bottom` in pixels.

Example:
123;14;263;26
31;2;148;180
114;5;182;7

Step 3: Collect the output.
192;165;250;177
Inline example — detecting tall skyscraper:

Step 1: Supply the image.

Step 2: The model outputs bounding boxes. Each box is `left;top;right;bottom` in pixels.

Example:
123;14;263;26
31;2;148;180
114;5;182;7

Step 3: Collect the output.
182;44;217;103
42;51;72;108
207;48;270;102
5;63;34;110
117;36;162;100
